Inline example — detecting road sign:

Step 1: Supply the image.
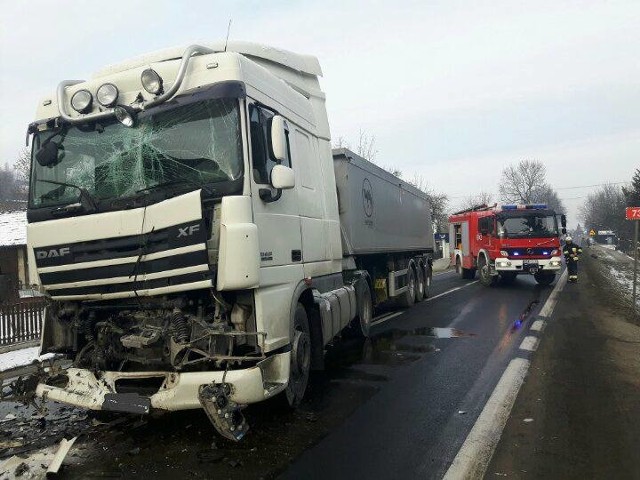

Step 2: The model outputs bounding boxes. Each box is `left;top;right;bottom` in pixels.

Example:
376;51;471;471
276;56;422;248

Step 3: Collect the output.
626;207;640;220
589;229;596;236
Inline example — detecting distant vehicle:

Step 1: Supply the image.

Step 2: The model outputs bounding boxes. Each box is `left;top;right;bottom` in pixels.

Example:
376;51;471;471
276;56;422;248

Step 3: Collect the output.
592;230;618;250
449;204;566;286
25;42;434;440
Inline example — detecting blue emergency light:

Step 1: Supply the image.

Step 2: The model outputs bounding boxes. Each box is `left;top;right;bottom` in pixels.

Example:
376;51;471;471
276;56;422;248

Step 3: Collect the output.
502;205;517;210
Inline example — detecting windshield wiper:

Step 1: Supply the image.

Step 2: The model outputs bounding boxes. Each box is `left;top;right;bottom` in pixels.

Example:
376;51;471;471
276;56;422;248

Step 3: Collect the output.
37;179;98;213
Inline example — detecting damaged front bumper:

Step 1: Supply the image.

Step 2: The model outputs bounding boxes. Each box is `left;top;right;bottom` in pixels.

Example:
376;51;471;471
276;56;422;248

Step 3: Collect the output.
35;351;290;413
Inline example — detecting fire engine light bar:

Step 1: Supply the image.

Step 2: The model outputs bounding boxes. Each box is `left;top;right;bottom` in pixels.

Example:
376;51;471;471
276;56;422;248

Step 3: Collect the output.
502;205;517;210
526;204;547;209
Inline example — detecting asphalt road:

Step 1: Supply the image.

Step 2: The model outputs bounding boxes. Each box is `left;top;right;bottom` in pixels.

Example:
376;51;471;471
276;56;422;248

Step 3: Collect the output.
0;269;558;479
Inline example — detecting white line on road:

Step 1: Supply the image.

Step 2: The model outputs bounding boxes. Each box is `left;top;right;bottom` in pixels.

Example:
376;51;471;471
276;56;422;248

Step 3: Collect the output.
426;281;479;302
370;311;403;327
519;335;540;352
530;319;546;332
442;357;530;480
434;269;455;277
443;265;569;480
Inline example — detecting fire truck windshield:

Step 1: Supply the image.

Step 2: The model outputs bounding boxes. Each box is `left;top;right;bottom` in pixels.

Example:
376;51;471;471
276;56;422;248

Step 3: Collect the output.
29;97;243;209
497;212;559;239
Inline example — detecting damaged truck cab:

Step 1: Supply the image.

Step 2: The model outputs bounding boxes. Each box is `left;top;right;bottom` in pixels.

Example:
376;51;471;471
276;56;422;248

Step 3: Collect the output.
26;42;434;440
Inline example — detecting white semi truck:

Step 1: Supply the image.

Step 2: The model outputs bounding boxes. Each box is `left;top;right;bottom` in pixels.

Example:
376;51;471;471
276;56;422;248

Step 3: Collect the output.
25;42;434;440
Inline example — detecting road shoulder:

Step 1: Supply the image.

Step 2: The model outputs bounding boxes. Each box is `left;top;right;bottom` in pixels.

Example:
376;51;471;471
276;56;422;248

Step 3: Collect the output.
486;255;640;479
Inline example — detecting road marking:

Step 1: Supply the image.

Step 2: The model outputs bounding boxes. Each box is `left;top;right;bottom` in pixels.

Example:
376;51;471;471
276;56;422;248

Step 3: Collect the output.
538;269;568;317
370;311;403;327
443;266;569;480
426;281;479;302
434;269;454;277
443;358;530;480
519;336;539;352
530;319;546;332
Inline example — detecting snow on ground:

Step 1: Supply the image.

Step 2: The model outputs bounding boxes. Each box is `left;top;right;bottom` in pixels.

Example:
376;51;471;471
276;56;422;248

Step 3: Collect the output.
0;346;54;371
591;245;640;310
0;210;27;246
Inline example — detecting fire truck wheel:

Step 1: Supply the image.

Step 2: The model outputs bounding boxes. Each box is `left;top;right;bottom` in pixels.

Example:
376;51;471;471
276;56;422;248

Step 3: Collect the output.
534;272;555;286
478;255;496;286
397;267;416;308
414;266;425;303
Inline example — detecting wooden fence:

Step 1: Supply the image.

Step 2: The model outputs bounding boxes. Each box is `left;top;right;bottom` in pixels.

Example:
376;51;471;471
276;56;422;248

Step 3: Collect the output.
0;299;48;347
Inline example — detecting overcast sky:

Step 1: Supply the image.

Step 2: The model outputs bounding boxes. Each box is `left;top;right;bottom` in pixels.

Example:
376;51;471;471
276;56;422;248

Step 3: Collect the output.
1;0;639;227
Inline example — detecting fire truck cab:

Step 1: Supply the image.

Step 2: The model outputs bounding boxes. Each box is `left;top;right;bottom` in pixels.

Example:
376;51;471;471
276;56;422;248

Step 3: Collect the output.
449;204;566;287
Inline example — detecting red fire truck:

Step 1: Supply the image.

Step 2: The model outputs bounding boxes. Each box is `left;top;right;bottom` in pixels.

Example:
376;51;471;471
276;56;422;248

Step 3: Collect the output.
448;204;566;286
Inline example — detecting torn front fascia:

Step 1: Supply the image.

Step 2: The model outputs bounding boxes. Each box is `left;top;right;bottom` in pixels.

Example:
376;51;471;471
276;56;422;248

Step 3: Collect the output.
198;382;248;442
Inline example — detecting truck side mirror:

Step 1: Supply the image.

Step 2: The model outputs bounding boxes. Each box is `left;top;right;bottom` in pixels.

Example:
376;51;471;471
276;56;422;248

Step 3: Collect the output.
562;227;567;235
560;214;567;228
270;115;288;162
270;164;295;189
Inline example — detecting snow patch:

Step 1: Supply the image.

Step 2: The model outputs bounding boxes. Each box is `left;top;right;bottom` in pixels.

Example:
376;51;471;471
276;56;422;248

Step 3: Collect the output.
0;211;27;246
0;346;54;371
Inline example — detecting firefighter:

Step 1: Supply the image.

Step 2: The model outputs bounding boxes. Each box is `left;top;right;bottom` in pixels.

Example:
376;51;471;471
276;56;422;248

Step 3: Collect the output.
563;235;583;282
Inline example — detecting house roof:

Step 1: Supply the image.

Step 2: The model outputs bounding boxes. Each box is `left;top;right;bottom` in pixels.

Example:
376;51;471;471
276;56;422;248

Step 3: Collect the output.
0;211;27;246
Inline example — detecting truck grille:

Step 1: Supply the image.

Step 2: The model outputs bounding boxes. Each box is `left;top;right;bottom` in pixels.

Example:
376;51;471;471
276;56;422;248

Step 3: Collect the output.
34;220;213;299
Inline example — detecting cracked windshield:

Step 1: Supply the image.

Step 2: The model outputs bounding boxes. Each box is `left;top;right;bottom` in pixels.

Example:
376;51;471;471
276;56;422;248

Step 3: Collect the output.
30;98;242;207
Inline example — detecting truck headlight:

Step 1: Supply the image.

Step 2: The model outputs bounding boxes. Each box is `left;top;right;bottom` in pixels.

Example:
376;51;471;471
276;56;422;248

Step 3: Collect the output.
141;68;163;94
500;250;508;257
550;260;562;267
97;83;119;107
71;89;93;113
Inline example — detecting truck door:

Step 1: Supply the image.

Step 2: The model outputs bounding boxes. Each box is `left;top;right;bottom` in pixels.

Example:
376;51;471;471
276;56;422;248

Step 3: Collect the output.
248;104;302;268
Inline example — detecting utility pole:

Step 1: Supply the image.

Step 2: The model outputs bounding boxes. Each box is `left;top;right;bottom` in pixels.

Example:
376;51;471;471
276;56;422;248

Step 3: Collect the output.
627;207;640;314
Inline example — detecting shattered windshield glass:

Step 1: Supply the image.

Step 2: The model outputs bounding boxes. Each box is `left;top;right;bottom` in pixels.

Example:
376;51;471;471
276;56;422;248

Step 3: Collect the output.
30;98;242;208
497;213;559;238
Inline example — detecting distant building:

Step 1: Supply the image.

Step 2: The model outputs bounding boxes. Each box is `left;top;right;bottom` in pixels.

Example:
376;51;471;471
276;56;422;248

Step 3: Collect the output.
0;210;29;302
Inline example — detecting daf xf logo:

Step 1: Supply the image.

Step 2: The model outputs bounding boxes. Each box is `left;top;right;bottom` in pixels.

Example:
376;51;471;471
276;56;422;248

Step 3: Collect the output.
36;247;70;259
177;224;200;238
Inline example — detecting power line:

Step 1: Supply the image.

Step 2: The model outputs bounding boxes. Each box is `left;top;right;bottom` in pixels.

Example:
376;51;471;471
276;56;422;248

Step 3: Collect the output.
555;181;629;190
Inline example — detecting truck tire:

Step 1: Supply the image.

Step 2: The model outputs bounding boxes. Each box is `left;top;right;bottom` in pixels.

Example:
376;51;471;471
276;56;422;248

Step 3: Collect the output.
478;255;496;287
414;266;425;303
534;272;555;286
281;303;311;408
423;264;432;298
350;280;373;338
397;267;416;308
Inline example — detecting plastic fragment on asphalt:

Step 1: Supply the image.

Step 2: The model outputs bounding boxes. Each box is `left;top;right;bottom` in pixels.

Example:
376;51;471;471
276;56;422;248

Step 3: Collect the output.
523;418;534;423
47;436;78;475
458;410;467;414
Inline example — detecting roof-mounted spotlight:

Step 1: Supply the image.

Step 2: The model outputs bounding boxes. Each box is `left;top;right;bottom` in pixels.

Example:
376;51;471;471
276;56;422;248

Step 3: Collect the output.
114;105;137;128
71;89;93;113
141;68;163;95
97;83;119;107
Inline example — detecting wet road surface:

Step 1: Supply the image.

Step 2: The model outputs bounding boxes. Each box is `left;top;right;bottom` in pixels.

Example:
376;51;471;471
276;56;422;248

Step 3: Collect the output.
0;269;556;479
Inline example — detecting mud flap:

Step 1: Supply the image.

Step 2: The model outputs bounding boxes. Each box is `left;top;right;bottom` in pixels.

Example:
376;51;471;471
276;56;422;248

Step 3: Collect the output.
198;382;248;442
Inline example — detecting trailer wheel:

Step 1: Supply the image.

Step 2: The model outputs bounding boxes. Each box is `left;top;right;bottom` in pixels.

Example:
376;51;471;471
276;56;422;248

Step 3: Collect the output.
281;303;311;408
397;267;416;308
478;255;497;287
414;265;425;303
350;280;373;338
423;264;432;298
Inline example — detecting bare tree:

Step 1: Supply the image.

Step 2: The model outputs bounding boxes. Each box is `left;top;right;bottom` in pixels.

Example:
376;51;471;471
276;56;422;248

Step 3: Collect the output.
530;184;565;214
459;190;495;211
580;183;631;248
499;160;547;203
406;173;449;233
332;136;350;150
14;147;31;183
356;129;377;163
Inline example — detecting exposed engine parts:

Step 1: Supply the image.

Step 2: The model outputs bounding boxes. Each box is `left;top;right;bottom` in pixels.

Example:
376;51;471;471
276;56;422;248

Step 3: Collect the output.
42;290;265;374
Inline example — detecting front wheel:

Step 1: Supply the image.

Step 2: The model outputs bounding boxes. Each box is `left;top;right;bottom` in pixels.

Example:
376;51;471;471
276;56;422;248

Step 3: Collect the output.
478;256;496;287
282;303;311;408
534;272;555;286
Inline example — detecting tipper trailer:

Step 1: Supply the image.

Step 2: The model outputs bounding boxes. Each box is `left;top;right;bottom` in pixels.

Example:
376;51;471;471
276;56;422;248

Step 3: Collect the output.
25;42;434;440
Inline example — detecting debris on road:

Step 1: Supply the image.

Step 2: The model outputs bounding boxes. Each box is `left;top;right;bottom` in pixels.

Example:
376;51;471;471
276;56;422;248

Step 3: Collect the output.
46;436;77;475
523;418;534;423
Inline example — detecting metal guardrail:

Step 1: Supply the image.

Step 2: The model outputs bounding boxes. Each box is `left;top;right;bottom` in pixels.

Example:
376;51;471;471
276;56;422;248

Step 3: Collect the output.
0;299;47;347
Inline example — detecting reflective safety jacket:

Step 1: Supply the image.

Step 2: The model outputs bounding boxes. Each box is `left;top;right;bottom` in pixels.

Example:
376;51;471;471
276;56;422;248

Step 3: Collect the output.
563;242;583;262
